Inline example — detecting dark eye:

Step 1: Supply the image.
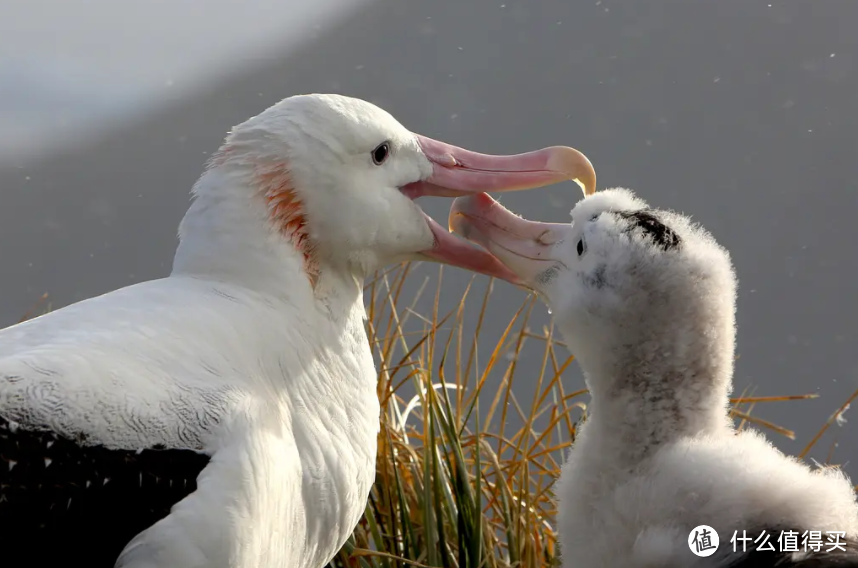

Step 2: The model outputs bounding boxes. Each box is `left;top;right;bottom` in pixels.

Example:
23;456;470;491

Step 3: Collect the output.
577;238;586;256
372;142;390;165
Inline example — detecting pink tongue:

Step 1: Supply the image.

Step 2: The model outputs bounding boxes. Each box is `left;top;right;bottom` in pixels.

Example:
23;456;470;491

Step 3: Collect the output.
420;213;523;285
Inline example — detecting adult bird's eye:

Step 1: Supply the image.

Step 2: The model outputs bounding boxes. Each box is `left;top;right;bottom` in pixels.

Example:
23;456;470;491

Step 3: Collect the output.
577;238;586;256
372;142;390;165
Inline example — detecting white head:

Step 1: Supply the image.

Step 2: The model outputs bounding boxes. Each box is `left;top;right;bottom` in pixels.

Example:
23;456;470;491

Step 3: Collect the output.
173;94;596;293
450;189;737;435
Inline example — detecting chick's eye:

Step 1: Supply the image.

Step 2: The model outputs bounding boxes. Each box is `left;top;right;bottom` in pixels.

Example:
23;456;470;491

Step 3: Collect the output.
372;142;390;165
576;238;586;256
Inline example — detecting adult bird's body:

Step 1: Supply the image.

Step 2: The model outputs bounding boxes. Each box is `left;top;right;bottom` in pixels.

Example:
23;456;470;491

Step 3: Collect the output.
0;94;597;568
450;189;858;567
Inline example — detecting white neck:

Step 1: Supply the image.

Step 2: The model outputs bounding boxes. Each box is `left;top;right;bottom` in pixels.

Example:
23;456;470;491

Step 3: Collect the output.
583;379;732;469
571;325;735;468
171;168;363;320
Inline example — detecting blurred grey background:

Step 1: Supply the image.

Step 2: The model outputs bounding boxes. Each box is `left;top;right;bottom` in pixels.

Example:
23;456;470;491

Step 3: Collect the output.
1;0;856;476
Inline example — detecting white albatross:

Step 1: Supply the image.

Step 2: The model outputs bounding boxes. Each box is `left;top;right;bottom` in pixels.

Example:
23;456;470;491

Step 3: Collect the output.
0;93;597;568
449;189;858;567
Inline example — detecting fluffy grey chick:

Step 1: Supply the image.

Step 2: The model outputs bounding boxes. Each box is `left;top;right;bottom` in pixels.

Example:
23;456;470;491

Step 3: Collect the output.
449;188;858;567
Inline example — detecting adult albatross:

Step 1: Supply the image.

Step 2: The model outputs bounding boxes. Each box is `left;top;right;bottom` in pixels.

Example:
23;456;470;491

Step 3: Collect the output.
450;189;858;567
0;94;596;568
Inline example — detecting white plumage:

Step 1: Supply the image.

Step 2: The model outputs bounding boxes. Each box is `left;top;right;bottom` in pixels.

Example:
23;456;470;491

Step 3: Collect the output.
449;188;858;567
0;93;596;568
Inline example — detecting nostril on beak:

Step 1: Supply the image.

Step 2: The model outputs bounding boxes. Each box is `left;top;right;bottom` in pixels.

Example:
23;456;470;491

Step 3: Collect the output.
538;230;559;246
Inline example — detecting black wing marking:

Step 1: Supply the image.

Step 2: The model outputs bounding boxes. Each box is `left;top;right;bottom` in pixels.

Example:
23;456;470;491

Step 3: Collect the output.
0;414;211;568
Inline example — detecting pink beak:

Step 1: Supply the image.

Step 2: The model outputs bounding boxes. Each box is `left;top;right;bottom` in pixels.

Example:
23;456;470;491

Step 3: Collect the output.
403;134;596;284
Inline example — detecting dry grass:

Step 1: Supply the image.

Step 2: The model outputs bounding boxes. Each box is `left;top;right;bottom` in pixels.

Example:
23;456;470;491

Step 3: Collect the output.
327;262;834;568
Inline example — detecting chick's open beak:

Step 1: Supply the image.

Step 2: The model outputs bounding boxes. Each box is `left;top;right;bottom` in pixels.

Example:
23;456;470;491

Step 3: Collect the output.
448;193;574;287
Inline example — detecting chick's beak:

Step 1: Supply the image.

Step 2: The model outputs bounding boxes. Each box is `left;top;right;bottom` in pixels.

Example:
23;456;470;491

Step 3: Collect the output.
448;193;573;287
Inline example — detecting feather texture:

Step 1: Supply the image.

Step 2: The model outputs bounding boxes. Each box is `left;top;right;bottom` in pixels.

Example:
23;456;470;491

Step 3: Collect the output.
0;276;380;567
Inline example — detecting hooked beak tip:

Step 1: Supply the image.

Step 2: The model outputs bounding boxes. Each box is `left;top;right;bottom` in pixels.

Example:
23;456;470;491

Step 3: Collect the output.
544;145;597;196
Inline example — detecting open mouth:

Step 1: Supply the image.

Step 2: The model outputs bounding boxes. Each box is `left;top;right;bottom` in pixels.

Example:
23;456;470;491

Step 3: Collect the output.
403;134;595;283
447;192;575;287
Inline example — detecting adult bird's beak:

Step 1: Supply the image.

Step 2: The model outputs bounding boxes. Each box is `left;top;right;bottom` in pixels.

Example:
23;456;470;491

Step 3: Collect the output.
403;134;596;284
